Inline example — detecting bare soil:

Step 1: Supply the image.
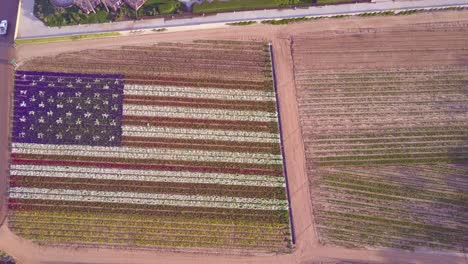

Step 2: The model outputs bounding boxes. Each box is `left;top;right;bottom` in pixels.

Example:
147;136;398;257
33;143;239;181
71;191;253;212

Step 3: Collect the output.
1;10;468;264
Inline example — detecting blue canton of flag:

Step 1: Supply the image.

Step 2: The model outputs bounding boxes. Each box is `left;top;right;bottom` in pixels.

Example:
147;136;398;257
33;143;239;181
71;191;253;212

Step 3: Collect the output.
13;71;124;147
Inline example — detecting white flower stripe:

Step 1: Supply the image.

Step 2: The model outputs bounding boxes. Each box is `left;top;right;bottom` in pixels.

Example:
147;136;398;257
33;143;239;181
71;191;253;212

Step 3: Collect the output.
125;105;277;117
12;143;281;159
10;165;285;187
125;89;275;102
124;84;276;99
124;106;277;123
11;170;285;187
12;143;283;165
9;187;288;210
123;131;280;144
123;126;279;139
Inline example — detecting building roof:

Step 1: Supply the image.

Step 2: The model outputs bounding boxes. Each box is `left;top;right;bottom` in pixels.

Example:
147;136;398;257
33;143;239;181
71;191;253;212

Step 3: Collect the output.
102;0;124;11
123;0;147;11
49;0;146;13
73;0;101;13
50;0;74;8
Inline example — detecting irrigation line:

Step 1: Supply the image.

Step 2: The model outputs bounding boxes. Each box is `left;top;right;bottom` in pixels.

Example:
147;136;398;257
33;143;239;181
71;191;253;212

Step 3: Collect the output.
268;43;296;246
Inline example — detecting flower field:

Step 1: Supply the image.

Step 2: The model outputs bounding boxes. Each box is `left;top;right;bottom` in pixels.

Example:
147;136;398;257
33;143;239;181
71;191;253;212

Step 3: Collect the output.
292;28;468;252
9;40;292;251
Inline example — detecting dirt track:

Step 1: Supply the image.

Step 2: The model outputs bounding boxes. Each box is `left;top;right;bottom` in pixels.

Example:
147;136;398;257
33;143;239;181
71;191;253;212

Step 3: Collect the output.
1;10;468;264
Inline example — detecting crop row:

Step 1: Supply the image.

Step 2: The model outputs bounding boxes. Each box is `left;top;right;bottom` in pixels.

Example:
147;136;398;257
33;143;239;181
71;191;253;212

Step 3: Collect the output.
319;181;465;206
10;209;288;229
10;164;285;187
12;143;283;165
318;170;466;192
316;195;465;225
11;156;284;177
304;122;467;133
122;126;280;144
123;104;278;123
11;227;288;250
10;222;286;242
9;199;289;223
23;63;270;86
124;84;276;99
10;187;289;211
10;176;286;199
12;232;288;251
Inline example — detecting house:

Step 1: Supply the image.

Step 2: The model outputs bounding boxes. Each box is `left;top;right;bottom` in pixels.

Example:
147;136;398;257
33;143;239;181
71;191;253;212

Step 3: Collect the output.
50;0;147;14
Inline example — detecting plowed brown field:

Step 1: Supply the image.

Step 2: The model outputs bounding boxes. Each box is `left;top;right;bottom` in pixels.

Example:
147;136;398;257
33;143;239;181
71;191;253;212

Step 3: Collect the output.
292;14;468;252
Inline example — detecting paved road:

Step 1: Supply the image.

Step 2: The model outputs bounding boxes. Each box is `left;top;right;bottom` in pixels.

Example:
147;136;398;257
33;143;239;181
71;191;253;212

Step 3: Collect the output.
0;0;19;226
17;0;468;38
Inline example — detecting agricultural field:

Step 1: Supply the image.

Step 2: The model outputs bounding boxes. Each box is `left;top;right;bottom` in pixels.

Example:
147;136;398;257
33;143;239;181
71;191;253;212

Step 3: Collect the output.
292;26;468;250
8;40;292;252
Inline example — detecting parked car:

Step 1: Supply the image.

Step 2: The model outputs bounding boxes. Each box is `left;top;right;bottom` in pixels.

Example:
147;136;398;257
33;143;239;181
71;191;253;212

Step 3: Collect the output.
0;20;8;35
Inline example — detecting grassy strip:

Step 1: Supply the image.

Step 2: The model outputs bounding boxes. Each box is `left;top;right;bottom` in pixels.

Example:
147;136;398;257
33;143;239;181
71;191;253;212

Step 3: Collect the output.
261;15;350;25
192;0;310;14
15;32;120;45
227;21;258;26
260;7;466;25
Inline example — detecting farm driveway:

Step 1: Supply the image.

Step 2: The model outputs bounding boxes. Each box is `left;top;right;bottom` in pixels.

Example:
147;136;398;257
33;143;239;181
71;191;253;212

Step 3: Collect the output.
0;0;19;227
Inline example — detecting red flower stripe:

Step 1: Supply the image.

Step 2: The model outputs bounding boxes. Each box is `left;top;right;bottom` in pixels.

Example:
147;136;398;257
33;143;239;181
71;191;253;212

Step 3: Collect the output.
124;95;272;106
123;115;275;128
123;97;276;112
122;120;277;133
122;137;280;154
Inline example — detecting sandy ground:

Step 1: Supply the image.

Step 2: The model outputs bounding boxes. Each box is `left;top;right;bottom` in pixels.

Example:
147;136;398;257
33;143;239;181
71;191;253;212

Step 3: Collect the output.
0;53;14;227
2;10;468;264
0;0;19;229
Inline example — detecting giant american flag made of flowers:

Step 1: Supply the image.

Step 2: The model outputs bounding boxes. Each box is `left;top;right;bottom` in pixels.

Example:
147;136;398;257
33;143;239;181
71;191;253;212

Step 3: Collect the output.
7;60;291;251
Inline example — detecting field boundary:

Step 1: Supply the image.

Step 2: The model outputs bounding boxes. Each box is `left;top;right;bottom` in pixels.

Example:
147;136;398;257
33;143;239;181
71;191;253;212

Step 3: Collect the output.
269;43;296;246
15;32;121;45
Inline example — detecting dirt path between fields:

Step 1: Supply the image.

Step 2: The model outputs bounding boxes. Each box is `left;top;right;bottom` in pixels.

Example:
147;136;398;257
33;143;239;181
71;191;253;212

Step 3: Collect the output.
2;10;468;264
